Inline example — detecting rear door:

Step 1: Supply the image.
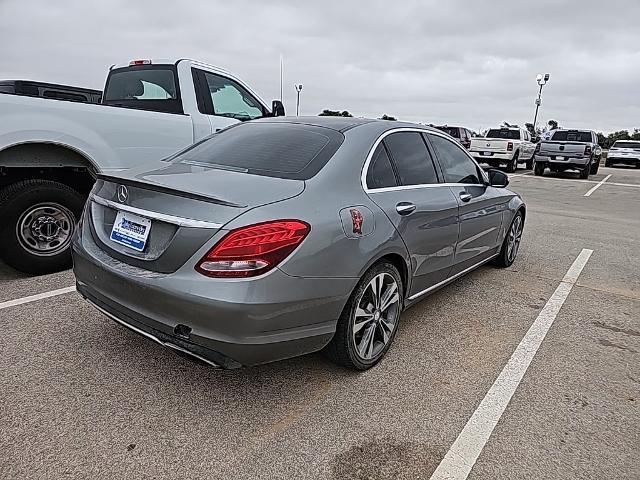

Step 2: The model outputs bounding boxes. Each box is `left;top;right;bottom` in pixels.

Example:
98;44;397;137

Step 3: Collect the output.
364;130;459;296
427;133;505;273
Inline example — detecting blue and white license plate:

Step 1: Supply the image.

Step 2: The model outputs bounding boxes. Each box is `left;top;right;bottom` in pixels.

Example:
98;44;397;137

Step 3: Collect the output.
110;211;151;252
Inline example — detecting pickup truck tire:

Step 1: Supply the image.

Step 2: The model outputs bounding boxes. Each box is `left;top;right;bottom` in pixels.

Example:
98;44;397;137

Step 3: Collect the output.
525;156;534;170
534;162;545;176
590;161;599;175
604;158;612;167
579;162;590;179
0;180;85;275
506;151;519;173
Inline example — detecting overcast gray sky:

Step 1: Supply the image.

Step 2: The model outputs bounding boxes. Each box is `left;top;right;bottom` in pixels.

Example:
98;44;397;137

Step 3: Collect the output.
1;0;638;133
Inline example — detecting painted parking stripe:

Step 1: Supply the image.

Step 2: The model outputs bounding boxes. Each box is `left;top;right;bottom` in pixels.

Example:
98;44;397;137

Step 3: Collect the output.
584;174;612;197
0;285;76;310
430;248;593;480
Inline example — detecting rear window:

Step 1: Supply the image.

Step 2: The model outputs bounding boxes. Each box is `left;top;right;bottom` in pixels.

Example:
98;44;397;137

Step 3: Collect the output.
551;131;593;142
436;127;460;138
613;141;640;149
103;65;182;114
172;122;344;180
486;129;520;140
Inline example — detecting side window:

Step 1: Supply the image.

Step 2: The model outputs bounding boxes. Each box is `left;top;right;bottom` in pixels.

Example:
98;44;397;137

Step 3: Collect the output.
201;71;264;120
384;132;439;186
429;134;482;184
366;144;397;189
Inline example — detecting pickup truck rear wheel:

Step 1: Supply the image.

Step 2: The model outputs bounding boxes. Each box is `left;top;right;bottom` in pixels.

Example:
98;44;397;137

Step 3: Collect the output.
0;180;85;275
579;162;590;179
506;151;519;173
534;162;545;176
590;160;600;175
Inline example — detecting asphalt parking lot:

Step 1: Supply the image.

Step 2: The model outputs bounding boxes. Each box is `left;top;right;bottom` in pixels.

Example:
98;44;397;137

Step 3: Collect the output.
1;166;638;480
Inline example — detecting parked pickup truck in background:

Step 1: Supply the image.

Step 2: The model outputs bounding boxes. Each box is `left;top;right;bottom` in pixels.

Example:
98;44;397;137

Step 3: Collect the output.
434;125;474;149
0;80;102;104
533;129;601;178
605;140;640;168
0;58;285;274
469;127;536;172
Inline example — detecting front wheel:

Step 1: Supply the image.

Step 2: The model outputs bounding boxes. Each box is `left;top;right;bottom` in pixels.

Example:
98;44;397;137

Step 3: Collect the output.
493;211;524;268
325;261;403;370
0;180;85;275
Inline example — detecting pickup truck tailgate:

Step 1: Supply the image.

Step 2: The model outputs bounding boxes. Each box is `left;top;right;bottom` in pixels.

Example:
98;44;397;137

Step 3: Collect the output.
470;138;509;152
539;141;587;158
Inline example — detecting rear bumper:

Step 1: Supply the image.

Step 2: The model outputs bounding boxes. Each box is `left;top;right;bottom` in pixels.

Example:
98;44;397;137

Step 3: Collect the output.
534;155;590;167
471;151;513;163
72;233;354;368
607;156;640;165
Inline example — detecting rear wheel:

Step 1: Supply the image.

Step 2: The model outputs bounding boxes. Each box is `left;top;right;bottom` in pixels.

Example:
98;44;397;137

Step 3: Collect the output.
506;151;519;173
0;180;85;275
325;261;403;370
526;156;534;170
534;162;545;176
590;160;600;175
579;162;590;179
493;211;524;268
604;158;612;167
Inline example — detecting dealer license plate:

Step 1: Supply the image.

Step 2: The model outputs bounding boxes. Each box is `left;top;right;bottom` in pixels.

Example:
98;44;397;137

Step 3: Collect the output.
110;211;151;252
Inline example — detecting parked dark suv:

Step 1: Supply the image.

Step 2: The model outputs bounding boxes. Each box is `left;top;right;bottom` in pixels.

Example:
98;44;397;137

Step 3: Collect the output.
434;125;474;150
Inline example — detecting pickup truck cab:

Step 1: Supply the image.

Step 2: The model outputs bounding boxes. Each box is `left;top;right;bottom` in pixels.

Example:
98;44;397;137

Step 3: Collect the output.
0;58;285;274
469;127;536;172
533;129;602;178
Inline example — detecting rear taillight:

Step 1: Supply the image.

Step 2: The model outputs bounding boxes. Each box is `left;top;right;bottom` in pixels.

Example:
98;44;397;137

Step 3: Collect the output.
507;142;514;151
195;220;310;278
584;145;592;156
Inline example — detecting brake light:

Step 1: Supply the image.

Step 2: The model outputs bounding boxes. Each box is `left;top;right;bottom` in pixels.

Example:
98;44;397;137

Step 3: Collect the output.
129;59;151;66
584;145;592;156
507;142;514;151
195;220;310;278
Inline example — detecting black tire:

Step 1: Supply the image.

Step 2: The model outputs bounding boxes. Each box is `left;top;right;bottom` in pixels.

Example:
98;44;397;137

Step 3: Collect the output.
604;158;612;167
590;160;599;175
579;162;590;179
635;163;640;169
0;180;85;275
525;157;534;170
534;162;545;176
506;151;519;173
325;261;404;370
493;211;524;268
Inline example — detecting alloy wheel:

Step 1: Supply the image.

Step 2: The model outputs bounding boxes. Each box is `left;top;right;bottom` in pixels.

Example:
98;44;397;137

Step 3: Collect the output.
352;272;401;361
506;215;523;262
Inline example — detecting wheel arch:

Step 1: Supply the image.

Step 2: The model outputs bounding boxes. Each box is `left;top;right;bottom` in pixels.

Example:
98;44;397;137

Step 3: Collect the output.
0;141;99;173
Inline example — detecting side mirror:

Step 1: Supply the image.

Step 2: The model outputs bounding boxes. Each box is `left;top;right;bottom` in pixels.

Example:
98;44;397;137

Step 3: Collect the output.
271;100;285;117
488;169;509;188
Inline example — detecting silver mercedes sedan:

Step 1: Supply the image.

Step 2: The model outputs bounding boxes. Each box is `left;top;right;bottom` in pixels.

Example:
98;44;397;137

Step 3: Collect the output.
72;117;525;370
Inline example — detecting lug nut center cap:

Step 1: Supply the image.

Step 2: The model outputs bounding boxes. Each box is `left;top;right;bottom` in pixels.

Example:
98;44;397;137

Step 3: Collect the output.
374;311;381;321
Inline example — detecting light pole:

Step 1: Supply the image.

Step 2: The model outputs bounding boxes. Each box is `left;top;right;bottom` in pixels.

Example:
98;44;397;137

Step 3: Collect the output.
294;84;303;116
533;73;550;135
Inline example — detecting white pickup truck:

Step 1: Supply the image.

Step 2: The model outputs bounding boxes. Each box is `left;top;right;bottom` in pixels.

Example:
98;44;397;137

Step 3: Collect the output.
469;127;536;172
0;58;285;274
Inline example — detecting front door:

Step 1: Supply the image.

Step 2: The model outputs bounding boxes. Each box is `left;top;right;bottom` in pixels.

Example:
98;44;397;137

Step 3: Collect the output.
427;133;505;273
364;131;459;297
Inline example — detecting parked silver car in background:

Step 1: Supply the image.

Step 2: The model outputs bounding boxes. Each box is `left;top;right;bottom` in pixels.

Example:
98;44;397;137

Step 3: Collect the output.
72;117;526;370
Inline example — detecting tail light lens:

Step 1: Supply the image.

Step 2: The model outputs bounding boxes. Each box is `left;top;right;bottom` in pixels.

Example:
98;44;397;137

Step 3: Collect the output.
195;220;310;278
507;142;514;151
584;145;592;156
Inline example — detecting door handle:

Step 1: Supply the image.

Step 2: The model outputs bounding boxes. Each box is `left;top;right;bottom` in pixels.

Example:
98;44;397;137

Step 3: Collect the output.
459;192;473;203
396;202;416;215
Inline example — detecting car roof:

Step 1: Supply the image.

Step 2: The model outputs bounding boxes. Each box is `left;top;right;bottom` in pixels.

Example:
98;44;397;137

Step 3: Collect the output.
253;116;444;134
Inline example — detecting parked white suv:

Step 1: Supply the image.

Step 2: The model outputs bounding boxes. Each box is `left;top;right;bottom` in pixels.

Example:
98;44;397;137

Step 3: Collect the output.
0;58;284;274
470;127;536;172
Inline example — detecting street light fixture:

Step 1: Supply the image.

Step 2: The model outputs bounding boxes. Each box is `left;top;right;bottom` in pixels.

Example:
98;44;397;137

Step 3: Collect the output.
294;84;303;116
533;73;550;135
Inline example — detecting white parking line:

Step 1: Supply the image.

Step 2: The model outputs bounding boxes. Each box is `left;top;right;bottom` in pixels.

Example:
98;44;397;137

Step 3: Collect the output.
584;174;612;197
0;285;76;310
429;248;593;480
